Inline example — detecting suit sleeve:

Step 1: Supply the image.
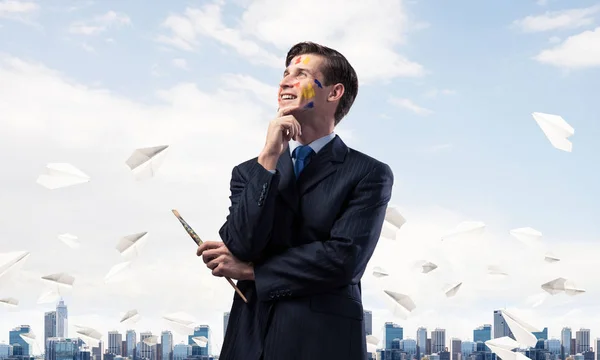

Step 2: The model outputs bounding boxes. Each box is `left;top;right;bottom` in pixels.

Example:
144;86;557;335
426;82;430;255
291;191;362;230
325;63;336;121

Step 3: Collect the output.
218;160;281;263
253;162;394;301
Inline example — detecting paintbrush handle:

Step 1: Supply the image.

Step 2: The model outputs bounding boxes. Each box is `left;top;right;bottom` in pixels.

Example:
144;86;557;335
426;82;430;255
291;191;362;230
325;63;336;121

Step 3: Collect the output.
172;209;249;303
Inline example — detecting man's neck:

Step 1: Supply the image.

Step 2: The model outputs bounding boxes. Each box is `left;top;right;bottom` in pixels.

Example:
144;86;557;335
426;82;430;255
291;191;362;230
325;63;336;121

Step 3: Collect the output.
295;115;335;145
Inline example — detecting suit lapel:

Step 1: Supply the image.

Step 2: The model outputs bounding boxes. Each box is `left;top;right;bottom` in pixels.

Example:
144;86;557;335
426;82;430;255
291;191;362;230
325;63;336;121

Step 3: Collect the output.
276;148;300;215
297;135;348;196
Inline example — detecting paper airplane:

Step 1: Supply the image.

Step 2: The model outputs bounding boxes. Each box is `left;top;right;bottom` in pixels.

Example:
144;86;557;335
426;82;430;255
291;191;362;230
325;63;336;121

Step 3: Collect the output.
383;290;416;313
442;221;485;240
192;336;208;347
385;206;406;230
486;337;531;360
142;336;159;346
532;112;574;152
372;266;389;278
509;227;543;248
0;251;30;282
444;282;462;297
36;163;90;189
125;145;169;180
366;335;379;353
541;277;585;296
420;261;438;274
41;272;75;287
75;325;102;347
488;265;508;277
58;233;80;249
104;261;132;283
163;312;199;335
544;253;560;263
120;309;140;324
500;310;540;348
37;290;60;304
0;297;18;307
116;232;149;257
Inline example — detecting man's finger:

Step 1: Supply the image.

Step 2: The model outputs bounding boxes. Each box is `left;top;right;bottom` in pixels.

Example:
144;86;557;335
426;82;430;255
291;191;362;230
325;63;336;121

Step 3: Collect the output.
196;241;223;256
201;248;221;264
278;106;300;117
212;262;224;277
207;254;227;270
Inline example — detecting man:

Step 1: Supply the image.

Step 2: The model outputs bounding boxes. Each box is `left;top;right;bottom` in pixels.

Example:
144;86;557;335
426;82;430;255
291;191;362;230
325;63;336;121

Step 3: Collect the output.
197;42;394;359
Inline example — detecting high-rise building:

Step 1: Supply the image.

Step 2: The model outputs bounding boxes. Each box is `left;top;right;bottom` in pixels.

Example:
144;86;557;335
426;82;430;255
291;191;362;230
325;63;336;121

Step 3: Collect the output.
417;327;427;358
9;325;31;356
562;328;572;360
384;323;403;350
91;340;103;360
173;344;191;360
431;329;446;354
364;310;373;336
427;338;432;355
0;342;13;359
545;339;561;356
161;331;173;360
188;326;211;356
451;338;462;360
126;330;136;359
121;341;127;358
493;310;514;340
44;311;57;358
533;328;549;341
400;339;417;357
56;299;68;338
139;332;153;360
474;325;492;343
596;339;600;360
46;338;79;360
108;331;122;355
461;341;475;359
576;329;591;353
223;312;230;339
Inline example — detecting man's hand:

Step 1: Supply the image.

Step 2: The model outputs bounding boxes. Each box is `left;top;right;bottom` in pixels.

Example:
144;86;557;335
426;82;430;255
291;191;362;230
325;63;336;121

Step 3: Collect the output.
258;107;302;170
196;241;255;281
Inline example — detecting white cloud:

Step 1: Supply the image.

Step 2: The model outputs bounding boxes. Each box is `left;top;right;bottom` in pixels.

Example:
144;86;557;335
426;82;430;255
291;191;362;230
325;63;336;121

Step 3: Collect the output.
69;10;131;35
389;97;433;116
171;58;189;70
157;0;425;83
513;5;600;32
424;88;457;98
0;0;38;15
534;26;600;69
548;36;561;43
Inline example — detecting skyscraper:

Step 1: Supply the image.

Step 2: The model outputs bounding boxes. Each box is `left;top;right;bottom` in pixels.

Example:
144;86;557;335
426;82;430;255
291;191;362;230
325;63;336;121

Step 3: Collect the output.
56;299;68;338
384;323;403;350
108;331;122;355
431;328;446;354
533;328;549;341
493;310;514;340
562;328;572;360
161;331;173;360
451;338;462;360
9;325;31;356
44;311;57;358
417;327;427;358
364;310;373;336
473;325;492;343
126;330;136;359
188;326;211;356
575;329;591;353
223;312;230;339
139;332;153;360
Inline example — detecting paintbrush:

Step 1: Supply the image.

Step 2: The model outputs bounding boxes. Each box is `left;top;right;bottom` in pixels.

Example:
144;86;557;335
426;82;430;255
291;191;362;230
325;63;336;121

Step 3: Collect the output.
171;209;248;303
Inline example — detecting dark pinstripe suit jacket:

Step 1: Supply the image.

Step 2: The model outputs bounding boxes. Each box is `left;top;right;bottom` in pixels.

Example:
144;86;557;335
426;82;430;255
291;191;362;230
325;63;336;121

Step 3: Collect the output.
218;135;394;360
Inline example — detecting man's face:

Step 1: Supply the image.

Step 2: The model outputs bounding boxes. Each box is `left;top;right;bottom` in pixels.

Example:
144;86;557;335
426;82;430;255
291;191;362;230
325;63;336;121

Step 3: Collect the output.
278;54;327;113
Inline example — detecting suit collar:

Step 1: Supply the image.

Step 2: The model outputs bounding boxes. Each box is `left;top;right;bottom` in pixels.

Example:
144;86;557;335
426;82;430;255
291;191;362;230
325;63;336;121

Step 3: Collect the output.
277;135;348;215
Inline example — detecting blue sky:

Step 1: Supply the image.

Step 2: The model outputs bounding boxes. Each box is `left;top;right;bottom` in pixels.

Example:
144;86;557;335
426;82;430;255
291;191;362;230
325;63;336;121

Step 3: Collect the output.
1;0;599;355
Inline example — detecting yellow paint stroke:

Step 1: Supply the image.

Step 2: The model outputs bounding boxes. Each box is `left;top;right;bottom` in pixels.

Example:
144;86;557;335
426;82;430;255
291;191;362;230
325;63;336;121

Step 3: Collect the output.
301;83;315;99
302;56;310;64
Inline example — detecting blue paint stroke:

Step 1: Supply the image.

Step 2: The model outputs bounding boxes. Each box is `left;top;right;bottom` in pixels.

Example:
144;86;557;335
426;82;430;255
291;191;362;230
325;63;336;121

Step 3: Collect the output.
304;101;315;109
314;79;323;88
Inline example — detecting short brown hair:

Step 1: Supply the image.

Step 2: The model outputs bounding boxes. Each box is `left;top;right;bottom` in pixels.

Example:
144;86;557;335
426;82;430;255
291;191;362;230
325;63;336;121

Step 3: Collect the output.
285;42;358;125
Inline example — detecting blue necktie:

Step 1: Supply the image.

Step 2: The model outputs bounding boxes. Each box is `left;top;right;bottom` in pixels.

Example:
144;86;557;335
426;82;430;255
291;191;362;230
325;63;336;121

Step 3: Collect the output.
292;145;314;178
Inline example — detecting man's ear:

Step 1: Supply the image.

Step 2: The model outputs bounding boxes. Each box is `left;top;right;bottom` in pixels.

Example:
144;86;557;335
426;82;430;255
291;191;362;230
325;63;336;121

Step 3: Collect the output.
327;83;344;102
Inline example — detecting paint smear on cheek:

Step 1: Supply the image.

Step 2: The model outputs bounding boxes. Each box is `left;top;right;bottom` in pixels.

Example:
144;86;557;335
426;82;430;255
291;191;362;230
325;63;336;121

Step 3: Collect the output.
295;57;302;64
301;83;316;100
302;56;310;64
314;79;323;88
304;101;314;109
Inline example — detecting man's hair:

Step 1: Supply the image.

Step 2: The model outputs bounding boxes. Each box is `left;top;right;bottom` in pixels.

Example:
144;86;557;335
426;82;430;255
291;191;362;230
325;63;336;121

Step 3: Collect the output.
285;42;358;125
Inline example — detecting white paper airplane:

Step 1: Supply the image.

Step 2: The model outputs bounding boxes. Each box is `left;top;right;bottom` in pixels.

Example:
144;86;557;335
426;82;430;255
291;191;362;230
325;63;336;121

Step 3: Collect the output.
57;233;80;249
0;297;18;307
116;232;149;257
37;290;61;304
544;253;560;263
444;282;462;297
532;112;574;152
486;337;531;360
36;163;90;189
104;261;132;283
125;145;169;180
372;266;389;278
500;310;540;348
541;277;585;296
41;272;75;288
120;309;140;324
385;206;406;230
192;336;208;347
442;221;485;240
0;251;30;282
509;227;543;248
75;325;102;347
383;290;416;313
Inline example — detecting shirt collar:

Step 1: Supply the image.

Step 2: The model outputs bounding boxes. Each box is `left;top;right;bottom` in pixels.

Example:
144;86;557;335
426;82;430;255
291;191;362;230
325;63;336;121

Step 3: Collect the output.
289;132;336;157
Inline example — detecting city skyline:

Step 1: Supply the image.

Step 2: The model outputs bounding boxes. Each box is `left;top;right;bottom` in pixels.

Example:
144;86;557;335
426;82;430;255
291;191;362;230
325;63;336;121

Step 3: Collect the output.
1;0;599;356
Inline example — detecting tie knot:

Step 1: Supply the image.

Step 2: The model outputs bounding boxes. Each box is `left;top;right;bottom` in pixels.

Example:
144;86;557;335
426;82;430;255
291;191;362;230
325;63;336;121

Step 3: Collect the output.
293;145;314;161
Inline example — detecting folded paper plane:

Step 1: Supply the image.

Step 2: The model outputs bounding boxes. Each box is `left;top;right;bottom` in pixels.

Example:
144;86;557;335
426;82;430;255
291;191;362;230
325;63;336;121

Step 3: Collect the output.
125;145;169;180
36;163;90;189
500;310;540;348
532;112;574;152
442;221;485;240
